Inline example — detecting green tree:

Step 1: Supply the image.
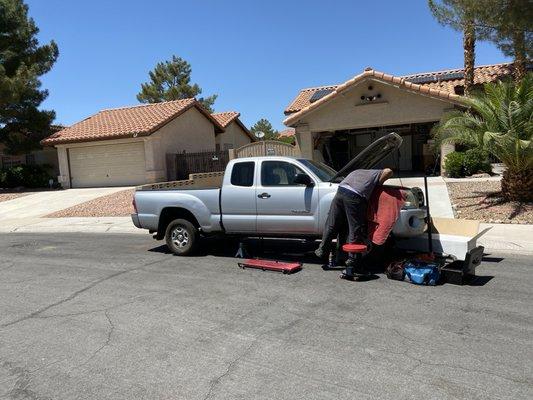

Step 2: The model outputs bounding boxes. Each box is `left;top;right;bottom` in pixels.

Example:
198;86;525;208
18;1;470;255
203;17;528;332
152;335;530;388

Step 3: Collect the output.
277;135;295;145
137;55;217;112
428;1;490;95
0;0;58;154
480;0;533;82
250;118;278;141
433;74;533;201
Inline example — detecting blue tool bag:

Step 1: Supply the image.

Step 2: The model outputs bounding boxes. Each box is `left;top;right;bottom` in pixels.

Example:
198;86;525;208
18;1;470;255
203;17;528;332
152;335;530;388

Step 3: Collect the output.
404;261;440;286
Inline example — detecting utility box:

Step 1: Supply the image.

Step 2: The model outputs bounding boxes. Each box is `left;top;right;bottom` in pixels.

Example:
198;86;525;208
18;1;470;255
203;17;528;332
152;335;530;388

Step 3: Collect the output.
395;218;488;261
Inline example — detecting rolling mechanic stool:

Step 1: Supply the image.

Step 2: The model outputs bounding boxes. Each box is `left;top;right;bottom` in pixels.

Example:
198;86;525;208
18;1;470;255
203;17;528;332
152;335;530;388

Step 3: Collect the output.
341;243;369;280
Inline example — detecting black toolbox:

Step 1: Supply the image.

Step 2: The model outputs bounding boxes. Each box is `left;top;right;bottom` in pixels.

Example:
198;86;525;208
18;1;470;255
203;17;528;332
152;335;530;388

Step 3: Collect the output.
440;245;484;285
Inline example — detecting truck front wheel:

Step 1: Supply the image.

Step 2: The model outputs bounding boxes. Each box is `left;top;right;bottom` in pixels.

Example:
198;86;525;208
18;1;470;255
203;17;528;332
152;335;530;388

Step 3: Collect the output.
165;219;198;256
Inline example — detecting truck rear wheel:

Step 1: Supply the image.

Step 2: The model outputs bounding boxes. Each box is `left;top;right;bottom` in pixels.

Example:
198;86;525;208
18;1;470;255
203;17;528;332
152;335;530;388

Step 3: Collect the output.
165;219;198;256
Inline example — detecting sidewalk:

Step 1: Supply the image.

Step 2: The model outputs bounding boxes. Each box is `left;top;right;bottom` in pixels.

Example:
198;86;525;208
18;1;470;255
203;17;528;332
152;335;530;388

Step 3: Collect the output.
478;223;533;255
1;180;531;256
0;216;141;234
389;176;454;218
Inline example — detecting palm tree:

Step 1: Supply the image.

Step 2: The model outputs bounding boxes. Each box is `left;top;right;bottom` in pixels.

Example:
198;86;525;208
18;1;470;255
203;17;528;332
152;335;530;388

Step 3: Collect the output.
428;1;490;95
433;74;533;201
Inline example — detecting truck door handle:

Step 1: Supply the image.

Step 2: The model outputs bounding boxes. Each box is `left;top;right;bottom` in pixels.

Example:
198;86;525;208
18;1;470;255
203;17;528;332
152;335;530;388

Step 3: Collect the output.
258;192;271;199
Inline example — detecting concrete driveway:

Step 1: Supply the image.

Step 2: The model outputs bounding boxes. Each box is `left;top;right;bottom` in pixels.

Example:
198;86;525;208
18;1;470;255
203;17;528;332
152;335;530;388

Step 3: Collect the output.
0;187;132;233
0;233;531;400
0;187;129;219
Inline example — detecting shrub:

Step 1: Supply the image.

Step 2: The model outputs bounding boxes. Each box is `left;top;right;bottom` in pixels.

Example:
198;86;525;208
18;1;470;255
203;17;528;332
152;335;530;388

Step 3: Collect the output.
444;151;465;177
0;170;6;187
463;148;492;176
0;164;53;188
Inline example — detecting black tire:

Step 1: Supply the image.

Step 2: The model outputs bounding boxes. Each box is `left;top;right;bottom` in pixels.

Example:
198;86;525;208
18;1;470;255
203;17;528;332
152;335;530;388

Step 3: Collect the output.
165;218;198;256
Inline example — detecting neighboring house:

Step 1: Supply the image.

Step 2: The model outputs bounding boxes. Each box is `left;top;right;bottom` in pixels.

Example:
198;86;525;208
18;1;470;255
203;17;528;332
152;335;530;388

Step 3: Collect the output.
41;99;252;188
284;62;518;172
0;125;63;175
277;128;296;144
212;111;255;150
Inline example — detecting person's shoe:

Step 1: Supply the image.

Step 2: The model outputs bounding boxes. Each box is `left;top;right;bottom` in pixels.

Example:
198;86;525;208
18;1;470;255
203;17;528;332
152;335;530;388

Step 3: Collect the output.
344;259;369;276
353;265;370;276
340;268;356;280
314;247;328;260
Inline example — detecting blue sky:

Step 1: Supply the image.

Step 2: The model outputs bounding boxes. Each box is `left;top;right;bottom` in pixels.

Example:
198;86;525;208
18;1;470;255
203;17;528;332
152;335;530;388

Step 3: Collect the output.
27;0;510;131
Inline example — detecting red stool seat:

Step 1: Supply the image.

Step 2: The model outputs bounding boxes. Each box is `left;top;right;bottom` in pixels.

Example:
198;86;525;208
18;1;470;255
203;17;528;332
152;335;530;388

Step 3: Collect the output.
342;243;367;253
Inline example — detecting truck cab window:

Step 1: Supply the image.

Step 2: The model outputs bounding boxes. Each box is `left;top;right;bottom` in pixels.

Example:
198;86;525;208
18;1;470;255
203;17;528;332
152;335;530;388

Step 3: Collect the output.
231;161;254;186
261;161;304;186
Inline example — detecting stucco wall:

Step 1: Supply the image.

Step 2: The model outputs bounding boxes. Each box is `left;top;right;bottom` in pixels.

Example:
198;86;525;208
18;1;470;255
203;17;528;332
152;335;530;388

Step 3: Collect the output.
153;106;217;179
298;79;452;132
215;121;252;149
155;107;216;154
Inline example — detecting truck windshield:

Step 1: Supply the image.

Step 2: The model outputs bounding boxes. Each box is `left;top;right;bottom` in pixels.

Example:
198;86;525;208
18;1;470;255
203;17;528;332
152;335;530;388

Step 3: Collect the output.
297;159;338;182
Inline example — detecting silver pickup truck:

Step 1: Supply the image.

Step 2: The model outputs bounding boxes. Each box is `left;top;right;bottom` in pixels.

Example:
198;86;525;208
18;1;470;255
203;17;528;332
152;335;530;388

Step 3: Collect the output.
132;133;427;255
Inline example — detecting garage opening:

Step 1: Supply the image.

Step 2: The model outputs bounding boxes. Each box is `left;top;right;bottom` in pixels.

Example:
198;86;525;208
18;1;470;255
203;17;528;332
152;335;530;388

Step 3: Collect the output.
68;142;146;188
320;123;437;174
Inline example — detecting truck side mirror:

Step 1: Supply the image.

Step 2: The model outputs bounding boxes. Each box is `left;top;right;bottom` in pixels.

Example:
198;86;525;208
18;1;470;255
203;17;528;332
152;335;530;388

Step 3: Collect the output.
293;173;314;186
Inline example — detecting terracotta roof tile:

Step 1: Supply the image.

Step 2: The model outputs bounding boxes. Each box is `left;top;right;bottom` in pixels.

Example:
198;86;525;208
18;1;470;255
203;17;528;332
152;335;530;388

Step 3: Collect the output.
212;111;255;141
278;128;295;137
211;111;240;128
284;62;515;116
284;85;339;114
42;98;223;145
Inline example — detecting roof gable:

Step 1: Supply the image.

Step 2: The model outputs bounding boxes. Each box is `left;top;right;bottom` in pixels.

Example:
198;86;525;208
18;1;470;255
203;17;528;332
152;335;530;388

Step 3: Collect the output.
212;111;240;128
284;68;464;126
212;111;255;141
42;99;224;145
284;62;515;117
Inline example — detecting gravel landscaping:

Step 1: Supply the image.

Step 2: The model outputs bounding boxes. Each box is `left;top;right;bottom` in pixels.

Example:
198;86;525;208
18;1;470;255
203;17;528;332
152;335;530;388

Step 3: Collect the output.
46;189;135;217
0;191;32;203
447;180;533;224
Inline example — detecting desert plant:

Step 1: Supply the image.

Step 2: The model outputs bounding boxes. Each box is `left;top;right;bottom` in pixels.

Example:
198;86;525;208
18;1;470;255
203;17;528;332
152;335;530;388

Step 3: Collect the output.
444;151;466;177
463;148;492;176
433;74;533;201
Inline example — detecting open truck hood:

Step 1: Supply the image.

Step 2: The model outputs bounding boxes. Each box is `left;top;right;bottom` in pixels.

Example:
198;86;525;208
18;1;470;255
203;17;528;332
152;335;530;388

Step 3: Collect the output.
329;132;403;182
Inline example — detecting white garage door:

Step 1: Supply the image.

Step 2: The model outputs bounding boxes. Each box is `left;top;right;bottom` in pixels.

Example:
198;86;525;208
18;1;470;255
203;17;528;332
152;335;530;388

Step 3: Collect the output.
69;142;146;188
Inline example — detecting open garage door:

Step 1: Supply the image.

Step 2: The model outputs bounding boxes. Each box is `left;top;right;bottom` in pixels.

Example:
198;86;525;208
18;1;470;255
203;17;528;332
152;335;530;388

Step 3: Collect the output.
69;142;146;188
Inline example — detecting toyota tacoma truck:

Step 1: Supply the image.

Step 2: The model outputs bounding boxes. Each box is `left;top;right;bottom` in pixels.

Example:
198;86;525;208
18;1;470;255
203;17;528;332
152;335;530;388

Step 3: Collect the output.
132;133;427;255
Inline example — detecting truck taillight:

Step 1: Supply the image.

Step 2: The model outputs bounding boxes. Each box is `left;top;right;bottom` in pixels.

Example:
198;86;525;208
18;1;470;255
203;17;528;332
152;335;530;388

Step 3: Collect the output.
132;197;138;213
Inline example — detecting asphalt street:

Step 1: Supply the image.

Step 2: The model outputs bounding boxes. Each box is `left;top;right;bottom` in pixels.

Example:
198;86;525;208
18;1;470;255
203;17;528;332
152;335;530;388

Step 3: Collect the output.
0;233;532;400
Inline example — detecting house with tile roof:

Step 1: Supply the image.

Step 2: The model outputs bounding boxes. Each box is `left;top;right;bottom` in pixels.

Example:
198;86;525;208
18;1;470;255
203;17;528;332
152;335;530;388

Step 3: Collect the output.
42;99;252;188
276;128;296;144
212;111;254;150
284;62;519;172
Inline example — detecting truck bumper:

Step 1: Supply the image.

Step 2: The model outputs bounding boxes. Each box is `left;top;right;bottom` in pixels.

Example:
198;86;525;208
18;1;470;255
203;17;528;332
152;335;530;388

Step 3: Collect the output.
131;213;141;228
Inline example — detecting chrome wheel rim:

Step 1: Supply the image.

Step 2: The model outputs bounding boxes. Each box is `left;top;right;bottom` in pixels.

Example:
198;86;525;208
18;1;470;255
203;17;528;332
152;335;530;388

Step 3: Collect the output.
171;226;189;248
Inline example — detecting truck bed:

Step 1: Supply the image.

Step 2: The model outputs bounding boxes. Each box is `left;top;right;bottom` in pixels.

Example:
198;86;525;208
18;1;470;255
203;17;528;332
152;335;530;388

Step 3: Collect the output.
137;171;224;191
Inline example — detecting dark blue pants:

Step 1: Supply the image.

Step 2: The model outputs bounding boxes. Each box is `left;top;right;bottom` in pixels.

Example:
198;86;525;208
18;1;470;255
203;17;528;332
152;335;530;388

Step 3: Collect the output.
317;187;368;255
